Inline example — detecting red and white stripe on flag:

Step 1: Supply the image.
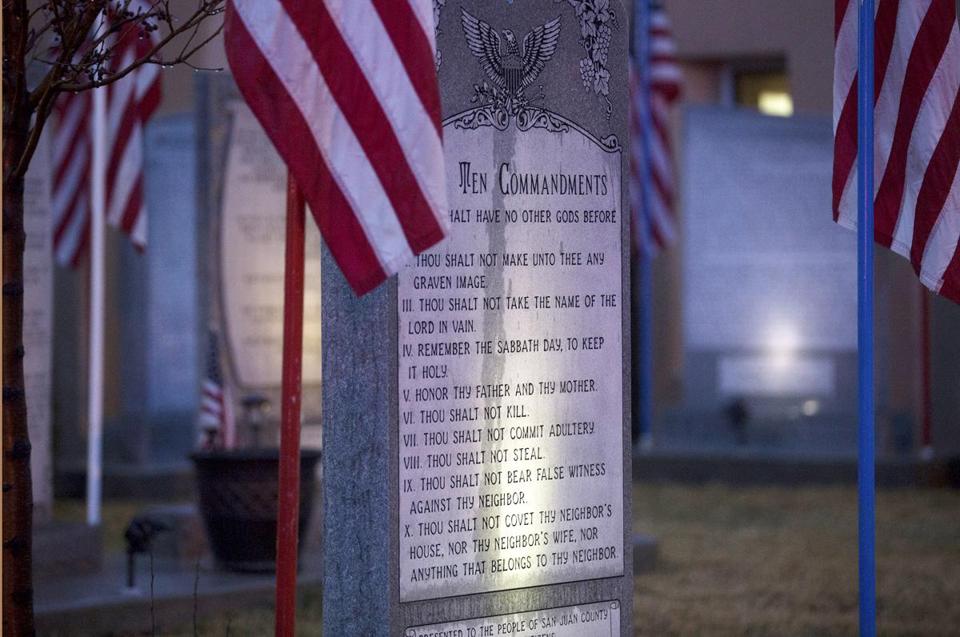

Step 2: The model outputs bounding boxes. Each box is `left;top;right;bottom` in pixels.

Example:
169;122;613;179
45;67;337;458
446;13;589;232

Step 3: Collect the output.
630;5;683;255
51;1;162;267
200;380;227;430
224;0;448;295
199;330;236;449
834;0;960;303
52;90;93;266
200;379;235;449
105;13;161;251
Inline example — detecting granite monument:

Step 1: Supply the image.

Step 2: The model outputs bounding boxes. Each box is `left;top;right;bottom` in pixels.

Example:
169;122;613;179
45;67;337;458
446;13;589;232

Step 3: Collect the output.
323;1;632;634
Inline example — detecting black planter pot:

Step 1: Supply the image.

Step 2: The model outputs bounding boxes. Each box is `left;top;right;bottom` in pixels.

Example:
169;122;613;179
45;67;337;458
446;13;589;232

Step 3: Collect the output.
191;448;321;572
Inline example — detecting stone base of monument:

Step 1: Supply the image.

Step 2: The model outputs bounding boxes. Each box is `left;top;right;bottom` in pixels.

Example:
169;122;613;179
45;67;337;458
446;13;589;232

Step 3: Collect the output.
632;450;954;487
633;533;659;575
34;521;103;583
55;461;196;500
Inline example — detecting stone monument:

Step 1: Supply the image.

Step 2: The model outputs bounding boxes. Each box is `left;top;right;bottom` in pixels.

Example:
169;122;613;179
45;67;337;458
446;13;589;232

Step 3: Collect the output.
198;77;324;444
323;1;631;634
24;130;53;521
675;107;858;453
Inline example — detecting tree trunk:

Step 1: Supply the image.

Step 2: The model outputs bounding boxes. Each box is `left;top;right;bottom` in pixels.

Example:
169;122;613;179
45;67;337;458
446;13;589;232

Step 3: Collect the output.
3;1;36;631
2;169;34;637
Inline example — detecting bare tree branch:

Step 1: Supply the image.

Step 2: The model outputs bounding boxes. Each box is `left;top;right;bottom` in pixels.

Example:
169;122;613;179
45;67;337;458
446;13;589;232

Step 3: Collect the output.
53;2;223;93
11;0;224;178
5;0;30;123
11;73;61;180
3;4;224;631
26;2;101;110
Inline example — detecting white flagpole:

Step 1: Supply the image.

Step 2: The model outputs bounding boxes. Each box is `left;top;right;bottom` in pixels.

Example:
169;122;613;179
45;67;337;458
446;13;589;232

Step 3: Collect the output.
86;37;108;527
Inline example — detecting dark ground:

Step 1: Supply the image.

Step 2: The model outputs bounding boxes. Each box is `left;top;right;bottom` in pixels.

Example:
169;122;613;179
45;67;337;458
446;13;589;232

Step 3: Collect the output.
54;483;960;636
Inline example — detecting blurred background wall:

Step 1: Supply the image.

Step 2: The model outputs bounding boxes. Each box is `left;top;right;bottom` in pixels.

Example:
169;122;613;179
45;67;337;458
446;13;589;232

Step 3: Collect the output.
50;0;960;495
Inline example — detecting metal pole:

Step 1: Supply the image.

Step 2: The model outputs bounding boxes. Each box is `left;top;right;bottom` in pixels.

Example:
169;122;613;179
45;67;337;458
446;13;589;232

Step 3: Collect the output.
856;1;877;634
632;0;654;449
86;35;107;527
920;288;932;459
275;174;306;636
637;250;654;448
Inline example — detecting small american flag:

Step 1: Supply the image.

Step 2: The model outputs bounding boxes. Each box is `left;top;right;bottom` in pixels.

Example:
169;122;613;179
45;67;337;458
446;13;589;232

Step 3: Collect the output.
834;0;960;303
51;1;161;267
224;0;448;295
631;1;683;255
199;330;235;450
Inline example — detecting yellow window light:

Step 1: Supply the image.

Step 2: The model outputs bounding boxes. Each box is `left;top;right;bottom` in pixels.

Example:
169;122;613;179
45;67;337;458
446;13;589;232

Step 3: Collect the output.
758;90;794;117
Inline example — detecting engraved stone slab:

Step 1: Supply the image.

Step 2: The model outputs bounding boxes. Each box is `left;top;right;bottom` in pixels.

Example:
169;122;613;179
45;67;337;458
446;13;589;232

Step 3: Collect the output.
220;103;323;389
322;1;631;634
24;131;53;521
682;108;856;353
407;600;621;637
143;115;200;420
199;75;325;434
398;123;624;601
718;355;836;397
674;107;857;451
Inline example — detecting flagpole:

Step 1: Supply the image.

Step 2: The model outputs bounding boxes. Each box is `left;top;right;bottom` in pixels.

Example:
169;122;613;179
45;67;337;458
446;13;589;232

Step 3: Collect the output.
856;0;877;635
920;288;932;459
275;173;306;637
632;0;655;450
86;47;108;528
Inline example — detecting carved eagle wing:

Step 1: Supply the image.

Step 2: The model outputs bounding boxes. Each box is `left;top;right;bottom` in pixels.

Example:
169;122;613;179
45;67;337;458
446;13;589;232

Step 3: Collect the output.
521;16;562;89
461;9;504;89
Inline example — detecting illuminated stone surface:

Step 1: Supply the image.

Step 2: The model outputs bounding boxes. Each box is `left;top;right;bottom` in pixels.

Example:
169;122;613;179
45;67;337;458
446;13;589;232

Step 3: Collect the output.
407;600;621;637
24;130;53;521
219;104;323;389
323;2;631;634
200;78;324;435
397;125;624;601
675;108;858;452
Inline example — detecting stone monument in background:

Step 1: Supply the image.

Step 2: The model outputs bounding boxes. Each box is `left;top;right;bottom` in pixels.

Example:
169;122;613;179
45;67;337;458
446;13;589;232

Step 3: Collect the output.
323;1;632;634
676;107;858;454
24;131;53;521
199;78;324;446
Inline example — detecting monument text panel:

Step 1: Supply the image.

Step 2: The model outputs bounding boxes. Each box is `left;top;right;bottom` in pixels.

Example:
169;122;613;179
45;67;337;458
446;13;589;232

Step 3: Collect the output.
398;121;624;601
221;104;323;388
408;601;621;637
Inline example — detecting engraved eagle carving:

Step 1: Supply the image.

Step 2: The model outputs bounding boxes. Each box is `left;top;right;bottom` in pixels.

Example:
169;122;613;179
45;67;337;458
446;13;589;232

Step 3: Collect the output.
461;9;562;100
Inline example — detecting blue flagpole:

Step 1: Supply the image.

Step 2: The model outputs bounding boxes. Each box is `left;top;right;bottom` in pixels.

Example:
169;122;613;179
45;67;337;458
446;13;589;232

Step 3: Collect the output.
856;0;877;635
633;0;654;449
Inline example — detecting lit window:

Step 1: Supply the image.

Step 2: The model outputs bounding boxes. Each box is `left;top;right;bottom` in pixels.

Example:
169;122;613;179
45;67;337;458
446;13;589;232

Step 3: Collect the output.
736;70;793;117
757;90;794;117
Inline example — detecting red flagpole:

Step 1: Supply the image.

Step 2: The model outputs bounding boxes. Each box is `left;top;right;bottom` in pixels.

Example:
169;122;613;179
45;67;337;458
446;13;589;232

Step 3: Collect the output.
275;173;306;636
920;287;932;455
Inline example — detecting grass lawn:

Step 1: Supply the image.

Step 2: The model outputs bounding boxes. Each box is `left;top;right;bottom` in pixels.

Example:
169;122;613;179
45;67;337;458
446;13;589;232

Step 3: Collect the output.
167;589;322;636
55;484;960;635
632;484;960;636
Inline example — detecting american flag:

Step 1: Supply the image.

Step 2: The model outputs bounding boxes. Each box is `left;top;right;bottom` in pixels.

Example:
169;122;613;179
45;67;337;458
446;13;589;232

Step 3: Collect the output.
224;0;448;295
834;0;960;303
631;2;683;255
51;1;162;267
199;330;235;449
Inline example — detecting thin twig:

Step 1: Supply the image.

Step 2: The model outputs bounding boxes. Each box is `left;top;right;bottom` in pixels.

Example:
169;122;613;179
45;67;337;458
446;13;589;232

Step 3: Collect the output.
150;548;156;637
10;0;224;178
11;82;57;181
193;559;201;637
6;0;30;128
47;3;224;93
